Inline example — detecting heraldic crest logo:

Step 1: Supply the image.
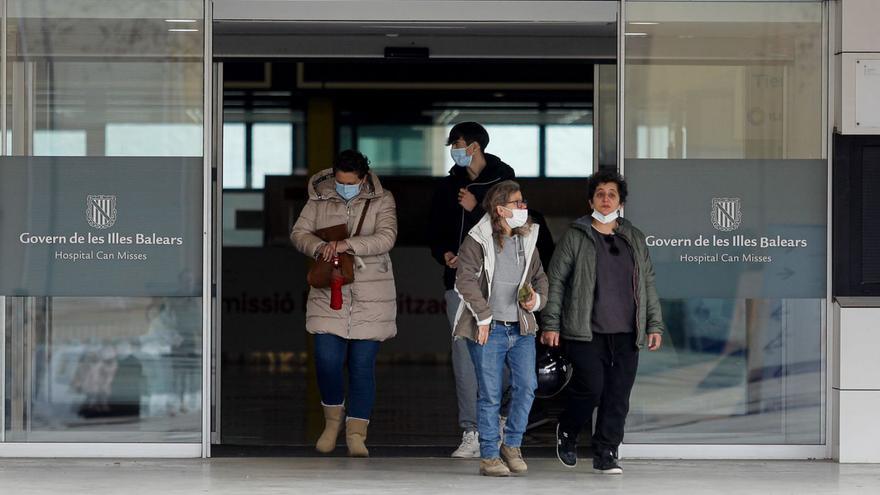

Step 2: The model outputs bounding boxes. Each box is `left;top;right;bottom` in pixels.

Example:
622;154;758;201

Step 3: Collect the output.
711;197;741;232
86;195;117;229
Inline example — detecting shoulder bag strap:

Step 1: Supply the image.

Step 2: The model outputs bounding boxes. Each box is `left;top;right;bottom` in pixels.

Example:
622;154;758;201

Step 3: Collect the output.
353;198;372;237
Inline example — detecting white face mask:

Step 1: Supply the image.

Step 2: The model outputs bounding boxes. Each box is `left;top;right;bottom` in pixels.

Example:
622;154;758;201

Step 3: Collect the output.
504;207;529;229
591;209;619;224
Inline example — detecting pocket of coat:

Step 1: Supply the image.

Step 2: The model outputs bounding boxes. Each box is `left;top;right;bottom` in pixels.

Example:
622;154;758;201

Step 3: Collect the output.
379;253;391;273
361;253;391;273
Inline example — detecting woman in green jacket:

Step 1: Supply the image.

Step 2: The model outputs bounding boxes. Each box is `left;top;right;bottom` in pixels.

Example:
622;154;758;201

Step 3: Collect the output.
541;169;665;474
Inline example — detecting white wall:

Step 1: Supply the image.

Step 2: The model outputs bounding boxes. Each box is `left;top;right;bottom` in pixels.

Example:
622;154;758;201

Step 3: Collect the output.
834;302;880;463
834;0;880;135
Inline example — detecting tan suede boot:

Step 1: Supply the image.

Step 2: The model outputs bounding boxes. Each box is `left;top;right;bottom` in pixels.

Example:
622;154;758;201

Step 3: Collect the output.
346;418;370;457
479;458;511;477
500;445;528;474
315;405;344;454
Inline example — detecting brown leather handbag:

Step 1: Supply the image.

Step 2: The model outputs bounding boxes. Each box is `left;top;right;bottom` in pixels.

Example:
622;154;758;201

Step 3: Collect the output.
306;199;372;288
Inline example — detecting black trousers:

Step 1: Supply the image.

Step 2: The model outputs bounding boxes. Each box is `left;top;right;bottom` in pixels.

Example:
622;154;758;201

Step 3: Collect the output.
558;333;639;454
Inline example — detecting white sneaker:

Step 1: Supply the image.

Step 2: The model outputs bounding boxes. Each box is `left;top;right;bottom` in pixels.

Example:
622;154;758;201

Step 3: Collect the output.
452;431;480;458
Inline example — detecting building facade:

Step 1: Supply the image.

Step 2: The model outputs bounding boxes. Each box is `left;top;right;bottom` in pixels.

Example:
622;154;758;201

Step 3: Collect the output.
0;0;877;462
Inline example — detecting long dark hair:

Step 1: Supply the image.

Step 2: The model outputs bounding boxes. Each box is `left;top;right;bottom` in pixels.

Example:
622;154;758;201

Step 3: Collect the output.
482;180;532;250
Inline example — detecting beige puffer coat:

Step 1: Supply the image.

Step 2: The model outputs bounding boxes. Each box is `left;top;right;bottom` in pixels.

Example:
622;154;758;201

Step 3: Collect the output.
290;168;398;341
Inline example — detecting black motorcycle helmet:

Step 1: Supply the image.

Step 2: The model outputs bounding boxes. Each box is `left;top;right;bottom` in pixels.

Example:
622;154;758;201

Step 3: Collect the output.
535;347;573;399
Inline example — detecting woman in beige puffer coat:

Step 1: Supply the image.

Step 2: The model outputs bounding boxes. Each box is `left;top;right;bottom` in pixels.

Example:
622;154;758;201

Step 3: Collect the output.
290;150;397;458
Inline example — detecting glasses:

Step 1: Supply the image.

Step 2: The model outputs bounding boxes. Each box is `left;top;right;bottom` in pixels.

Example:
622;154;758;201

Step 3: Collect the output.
504;199;528;209
603;233;621;256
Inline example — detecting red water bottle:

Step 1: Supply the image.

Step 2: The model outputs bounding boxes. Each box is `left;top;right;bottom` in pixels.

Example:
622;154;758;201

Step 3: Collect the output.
330;255;343;310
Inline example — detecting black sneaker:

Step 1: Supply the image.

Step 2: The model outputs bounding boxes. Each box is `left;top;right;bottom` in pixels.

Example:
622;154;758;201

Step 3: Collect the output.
555;423;577;468
593;449;623;475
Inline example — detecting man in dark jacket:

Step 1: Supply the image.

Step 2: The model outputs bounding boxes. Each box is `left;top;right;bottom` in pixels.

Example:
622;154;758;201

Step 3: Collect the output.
428;122;515;458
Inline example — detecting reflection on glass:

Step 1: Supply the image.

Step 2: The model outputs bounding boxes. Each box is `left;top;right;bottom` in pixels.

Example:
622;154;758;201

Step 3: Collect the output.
3;0;204;443
5;297;202;442
629;298;823;444
624;1;825;445
625;3;823;160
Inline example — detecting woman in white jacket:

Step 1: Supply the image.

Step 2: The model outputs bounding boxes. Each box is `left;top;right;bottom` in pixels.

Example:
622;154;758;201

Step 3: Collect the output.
453;180;549;477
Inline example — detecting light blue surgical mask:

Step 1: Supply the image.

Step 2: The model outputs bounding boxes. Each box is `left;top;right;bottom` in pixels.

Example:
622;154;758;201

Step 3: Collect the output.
335;181;361;201
450;146;473;168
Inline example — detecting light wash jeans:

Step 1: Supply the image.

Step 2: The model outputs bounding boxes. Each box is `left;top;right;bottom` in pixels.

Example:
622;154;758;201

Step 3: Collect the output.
467;322;536;459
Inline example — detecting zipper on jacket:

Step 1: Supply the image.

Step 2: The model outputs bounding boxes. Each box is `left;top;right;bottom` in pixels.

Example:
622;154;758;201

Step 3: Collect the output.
347;204;353;337
457;177;504;248
615;230;642;341
347;285;354;338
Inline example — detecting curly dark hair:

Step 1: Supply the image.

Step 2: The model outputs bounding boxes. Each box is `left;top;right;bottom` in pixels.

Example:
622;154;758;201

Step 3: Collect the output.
587;169;628;207
333;149;371;179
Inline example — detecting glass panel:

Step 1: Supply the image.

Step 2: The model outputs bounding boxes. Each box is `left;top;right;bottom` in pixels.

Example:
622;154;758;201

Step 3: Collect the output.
252;123;292;188
357;125;430;175
2;0;204;443
483;125;540;177
222;123;246;189
624;1;825;445
337;107;593;177
546;124;593;177
106;124;202;157
34;130;87;157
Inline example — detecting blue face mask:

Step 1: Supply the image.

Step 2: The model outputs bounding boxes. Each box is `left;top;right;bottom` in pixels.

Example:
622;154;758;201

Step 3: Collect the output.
335;181;361;201
450;146;473;168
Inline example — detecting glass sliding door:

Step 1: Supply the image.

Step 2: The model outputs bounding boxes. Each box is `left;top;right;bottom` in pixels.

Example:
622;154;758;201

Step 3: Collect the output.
622;1;827;448
1;0;206;449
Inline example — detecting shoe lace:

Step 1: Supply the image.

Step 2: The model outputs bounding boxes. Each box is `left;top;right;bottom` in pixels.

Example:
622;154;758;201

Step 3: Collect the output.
559;431;575;449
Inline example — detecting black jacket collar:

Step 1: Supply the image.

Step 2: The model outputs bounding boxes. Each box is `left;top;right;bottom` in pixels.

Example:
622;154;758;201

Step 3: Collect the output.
448;153;510;183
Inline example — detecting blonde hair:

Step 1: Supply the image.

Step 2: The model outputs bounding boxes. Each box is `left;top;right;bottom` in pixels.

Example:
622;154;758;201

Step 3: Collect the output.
482;180;532;250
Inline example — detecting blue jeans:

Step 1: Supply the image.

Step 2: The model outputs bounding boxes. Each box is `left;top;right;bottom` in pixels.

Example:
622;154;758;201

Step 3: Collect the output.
467;322;537;459
313;333;380;420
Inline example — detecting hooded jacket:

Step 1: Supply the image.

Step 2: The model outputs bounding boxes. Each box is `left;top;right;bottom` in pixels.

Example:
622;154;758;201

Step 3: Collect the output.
541;215;665;349
428;153;516;290
452;214;549;342
290;168;398;341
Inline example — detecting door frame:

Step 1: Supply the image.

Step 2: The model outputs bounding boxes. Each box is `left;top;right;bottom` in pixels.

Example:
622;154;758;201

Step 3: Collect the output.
207;0;832;460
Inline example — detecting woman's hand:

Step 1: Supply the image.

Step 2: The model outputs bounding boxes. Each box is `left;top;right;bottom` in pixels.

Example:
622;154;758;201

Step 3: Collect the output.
477;324;490;345
519;291;537;312
541;331;560;347
320;242;337;262
648;333;662;351
318;240;350;261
